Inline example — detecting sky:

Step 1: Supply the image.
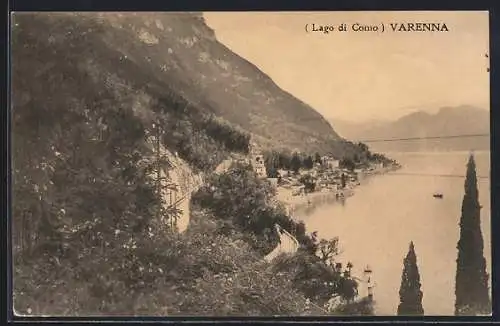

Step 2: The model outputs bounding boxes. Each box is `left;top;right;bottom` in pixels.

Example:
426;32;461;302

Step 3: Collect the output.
204;11;490;122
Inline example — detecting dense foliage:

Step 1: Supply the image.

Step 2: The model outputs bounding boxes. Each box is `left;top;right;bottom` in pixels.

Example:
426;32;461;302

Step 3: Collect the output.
164;216;316;316
192;163;318;255
263;142;398;177
273;252;359;307
299;174;317;193
12;93;177;314
262;150;319;177
455;154;491;315
14;212;321;316
192;164;360;309
330;297;375;316
339;158;356;171
316;237;341;264
11;13;389;317
263;150;293;175
11;14;250;315
153;95;250;172
339;142;399;170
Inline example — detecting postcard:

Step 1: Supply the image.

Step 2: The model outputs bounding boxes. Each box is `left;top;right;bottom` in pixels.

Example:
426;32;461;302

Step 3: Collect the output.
10;11;491;317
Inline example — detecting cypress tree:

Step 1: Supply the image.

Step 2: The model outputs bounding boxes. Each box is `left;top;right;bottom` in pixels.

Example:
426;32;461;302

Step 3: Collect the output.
291;152;302;174
397;241;424;315
304;155;314;169
314;152;322;164
341;173;347;189
455;154;491;315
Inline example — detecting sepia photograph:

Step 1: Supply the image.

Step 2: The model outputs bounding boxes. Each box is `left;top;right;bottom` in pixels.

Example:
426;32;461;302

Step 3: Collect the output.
10;11;491;317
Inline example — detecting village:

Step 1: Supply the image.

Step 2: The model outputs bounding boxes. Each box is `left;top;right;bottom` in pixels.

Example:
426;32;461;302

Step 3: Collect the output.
252;150;379;305
249;150;388;210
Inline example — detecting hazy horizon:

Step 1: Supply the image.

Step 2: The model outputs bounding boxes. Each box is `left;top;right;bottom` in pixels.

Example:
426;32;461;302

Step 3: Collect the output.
204;11;490;123
328;105;490;124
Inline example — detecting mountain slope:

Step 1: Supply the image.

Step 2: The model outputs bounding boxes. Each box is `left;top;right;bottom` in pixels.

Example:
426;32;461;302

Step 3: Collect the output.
11;12;373;316
12;12;341;156
11;12;364;257
329;106;490;152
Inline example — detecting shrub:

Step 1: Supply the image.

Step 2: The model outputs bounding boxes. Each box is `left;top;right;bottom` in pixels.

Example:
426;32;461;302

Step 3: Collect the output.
272;251;359;307
192;163;319;255
153;97;250;173
299;174;316;193
331;297;375;316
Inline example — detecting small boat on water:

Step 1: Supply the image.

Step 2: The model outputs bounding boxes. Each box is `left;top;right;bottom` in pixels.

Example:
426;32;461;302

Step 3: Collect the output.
433;193;444;199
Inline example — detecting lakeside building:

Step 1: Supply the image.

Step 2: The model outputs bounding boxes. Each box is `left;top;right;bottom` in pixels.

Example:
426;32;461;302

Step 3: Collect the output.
321;156;340;169
252;153;267;178
248;141;267;178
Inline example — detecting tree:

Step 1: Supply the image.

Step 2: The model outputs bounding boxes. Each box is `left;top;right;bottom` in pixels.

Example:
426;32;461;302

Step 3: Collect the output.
266;167;279;178
314;152;322;164
291;152;302;174
306;231;319;255
340;158;355;171
397;241;424;316
299;174;316;193
357;142;369;154
192;163;318;256
455;154;491;315
317;237;340;265
277;152;292;170
332;297;374;315
303;156;314;169
341;173;347;189
273;249;358;308
264;150;279;178
337;276;358;303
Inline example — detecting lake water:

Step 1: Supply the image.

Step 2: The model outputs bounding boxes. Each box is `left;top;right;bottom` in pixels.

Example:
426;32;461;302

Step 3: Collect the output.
299;151;491;316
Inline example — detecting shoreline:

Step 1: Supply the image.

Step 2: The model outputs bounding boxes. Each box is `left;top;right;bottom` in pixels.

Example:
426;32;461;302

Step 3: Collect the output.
276;165;400;219
279;188;355;216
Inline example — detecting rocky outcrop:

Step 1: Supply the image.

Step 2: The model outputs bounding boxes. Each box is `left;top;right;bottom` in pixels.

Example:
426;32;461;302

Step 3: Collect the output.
144;136;204;233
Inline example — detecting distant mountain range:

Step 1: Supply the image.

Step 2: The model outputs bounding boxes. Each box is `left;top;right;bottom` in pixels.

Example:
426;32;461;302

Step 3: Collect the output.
329;105;490;152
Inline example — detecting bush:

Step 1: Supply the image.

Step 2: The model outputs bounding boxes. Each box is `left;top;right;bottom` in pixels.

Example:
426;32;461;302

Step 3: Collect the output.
15;215;318;317
339;158;355;171
272;251;359;307
299;174;316;193
338;141;398;169
331;297;375;316
152;217;314;316
14;227;185;316
263;150;317;174
192;163;319;255
153;97;250;172
10;14;362;317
